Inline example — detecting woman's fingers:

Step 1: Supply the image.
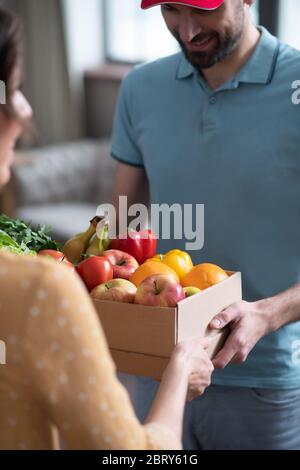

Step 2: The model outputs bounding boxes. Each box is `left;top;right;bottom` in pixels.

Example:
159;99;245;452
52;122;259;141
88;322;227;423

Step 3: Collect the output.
201;336;213;350
187;385;206;402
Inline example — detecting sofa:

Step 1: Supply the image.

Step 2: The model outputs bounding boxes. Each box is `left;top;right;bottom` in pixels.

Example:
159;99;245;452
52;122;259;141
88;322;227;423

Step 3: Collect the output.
12;139;116;244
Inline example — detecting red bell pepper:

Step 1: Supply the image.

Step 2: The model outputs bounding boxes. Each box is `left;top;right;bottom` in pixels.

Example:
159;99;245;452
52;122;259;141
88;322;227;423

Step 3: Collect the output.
110;229;157;265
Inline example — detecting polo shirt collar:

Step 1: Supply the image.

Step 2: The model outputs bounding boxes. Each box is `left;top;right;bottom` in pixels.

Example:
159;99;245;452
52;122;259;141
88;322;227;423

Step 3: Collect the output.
235;26;279;85
176;26;280;85
176;54;195;79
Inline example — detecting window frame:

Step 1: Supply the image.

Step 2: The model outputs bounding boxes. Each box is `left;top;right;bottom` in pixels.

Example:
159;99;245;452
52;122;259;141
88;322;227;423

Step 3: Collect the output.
258;0;279;36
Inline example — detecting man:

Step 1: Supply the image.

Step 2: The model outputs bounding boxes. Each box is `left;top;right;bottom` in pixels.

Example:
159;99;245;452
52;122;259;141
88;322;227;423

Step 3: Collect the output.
111;0;300;450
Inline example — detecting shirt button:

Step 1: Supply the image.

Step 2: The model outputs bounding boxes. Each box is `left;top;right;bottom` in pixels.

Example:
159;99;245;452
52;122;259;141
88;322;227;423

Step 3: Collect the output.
209;95;217;105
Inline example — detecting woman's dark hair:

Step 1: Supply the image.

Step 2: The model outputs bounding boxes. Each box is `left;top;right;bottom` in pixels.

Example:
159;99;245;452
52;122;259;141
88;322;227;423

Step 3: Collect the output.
0;5;23;117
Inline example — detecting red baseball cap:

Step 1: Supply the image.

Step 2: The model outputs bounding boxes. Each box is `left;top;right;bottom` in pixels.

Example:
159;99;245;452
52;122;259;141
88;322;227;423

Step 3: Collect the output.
141;0;225;10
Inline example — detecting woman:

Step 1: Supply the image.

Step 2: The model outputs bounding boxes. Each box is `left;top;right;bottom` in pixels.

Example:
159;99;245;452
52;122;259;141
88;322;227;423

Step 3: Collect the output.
0;6;213;450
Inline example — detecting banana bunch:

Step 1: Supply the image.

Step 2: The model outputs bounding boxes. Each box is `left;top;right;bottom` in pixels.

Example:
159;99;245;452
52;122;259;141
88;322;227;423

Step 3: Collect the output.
62;216;110;264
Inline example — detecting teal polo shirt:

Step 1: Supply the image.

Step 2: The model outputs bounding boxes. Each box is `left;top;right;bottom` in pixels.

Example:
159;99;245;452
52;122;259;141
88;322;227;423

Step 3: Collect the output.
111;27;300;389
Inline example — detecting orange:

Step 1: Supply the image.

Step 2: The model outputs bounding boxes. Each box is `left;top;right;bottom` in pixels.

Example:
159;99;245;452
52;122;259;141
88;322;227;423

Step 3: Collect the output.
181;263;228;290
129;260;179;287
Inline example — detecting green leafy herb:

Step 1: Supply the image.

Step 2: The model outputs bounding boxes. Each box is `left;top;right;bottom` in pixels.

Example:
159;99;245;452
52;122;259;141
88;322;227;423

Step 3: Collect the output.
0;214;59;254
0;230;35;255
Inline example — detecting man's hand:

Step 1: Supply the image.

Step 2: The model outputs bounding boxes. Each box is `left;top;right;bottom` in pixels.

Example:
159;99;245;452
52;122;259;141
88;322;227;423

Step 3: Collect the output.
209;300;271;369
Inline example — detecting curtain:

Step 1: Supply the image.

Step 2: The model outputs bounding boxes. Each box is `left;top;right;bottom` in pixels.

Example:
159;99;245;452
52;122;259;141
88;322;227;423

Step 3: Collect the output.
3;0;76;145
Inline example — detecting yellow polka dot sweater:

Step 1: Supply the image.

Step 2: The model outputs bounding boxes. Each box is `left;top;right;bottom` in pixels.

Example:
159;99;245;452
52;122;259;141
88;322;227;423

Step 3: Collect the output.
0;252;181;450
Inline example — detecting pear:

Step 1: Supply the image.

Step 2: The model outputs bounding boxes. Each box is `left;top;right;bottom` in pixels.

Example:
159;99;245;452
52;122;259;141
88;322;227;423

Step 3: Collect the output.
62;217;100;264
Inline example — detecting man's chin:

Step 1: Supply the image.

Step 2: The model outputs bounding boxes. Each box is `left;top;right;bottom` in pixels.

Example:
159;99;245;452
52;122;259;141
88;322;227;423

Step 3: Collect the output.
185;51;220;70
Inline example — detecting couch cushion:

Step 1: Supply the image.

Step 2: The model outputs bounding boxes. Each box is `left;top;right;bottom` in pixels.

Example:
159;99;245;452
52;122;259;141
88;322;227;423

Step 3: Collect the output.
14;139;116;206
17;203;98;244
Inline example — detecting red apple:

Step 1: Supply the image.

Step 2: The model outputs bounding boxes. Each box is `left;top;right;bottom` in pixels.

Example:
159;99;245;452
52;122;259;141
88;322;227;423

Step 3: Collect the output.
91;279;137;303
135;274;185;308
102;249;139;280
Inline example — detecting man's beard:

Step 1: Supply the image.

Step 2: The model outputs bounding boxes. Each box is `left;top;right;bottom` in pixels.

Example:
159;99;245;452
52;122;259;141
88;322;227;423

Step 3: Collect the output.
173;7;245;70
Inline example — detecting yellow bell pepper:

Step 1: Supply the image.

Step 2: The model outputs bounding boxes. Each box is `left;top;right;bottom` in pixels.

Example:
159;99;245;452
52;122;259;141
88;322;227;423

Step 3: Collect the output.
147;249;193;281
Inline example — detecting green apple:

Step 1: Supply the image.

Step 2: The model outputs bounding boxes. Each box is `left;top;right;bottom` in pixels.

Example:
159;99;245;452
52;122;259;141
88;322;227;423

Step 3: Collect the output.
183;286;201;298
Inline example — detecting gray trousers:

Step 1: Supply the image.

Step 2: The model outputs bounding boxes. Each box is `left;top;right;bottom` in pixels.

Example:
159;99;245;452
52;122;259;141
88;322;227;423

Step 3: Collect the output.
118;374;300;450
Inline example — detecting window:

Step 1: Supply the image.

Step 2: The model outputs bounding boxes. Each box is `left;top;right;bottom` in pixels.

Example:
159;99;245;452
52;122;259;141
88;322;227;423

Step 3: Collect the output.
278;0;300;49
252;2;259;26
104;0;178;63
104;0;260;64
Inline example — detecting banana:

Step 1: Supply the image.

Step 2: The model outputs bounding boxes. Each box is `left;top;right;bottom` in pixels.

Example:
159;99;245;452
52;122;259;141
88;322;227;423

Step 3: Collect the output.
85;235;100;257
85;218;110;256
62;217;100;264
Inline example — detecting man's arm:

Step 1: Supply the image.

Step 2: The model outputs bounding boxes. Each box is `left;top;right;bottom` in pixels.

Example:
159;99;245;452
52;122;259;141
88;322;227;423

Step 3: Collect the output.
112;162;149;209
210;282;300;368
112;162;149;231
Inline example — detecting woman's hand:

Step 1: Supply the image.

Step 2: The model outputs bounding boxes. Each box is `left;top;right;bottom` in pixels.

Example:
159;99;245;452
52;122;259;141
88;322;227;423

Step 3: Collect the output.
146;337;213;440
170;337;214;401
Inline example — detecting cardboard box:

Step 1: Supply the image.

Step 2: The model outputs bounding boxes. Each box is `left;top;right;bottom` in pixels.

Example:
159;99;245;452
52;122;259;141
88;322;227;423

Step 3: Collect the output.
94;272;242;380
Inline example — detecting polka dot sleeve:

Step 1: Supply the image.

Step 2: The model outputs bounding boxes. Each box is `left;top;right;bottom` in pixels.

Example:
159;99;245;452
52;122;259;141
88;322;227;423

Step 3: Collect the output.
21;260;181;450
